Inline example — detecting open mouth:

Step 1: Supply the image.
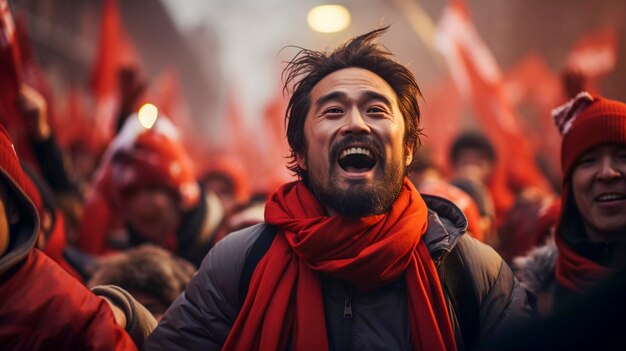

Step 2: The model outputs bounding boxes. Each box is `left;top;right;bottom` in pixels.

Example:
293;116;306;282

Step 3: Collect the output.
337;146;377;172
594;192;626;202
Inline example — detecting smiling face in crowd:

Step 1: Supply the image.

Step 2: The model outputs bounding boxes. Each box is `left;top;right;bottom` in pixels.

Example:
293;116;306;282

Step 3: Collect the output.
571;144;626;241
123;187;183;245
297;67;413;217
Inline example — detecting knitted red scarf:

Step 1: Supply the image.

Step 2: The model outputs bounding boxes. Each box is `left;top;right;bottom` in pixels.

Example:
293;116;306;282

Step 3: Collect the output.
555;188;611;292
555;233;611;292
222;179;456;351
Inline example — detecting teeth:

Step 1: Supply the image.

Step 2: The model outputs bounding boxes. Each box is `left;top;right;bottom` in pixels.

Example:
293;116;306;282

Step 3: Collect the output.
596;193;626;202
340;147;372;159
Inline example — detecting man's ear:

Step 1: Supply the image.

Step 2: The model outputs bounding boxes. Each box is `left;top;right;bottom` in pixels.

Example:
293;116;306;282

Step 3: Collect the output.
296;152;307;171
405;145;414;167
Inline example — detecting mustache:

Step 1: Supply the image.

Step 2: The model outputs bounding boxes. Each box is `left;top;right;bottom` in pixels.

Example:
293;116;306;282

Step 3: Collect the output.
329;135;382;163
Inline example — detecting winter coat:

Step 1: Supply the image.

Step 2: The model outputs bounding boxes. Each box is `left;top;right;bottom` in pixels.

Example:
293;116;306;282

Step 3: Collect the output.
144;196;532;350
0;126;141;350
0;163;137;351
514;234;626;318
512;238;558;318
0;250;138;350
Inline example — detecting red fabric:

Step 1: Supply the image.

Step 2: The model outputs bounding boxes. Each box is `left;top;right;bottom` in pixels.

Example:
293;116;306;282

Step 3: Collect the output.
79;167;115;255
420;78;462;176
90;0;141;145
0;250;137;350
504;54;563;186
223;179;456;351
556;96;626;179
0;125;41;212
0;0;20;90
110;130;199;210
42;210;82;280
200;155;251;205
533;197;561;246
554;227;611;293
0;0;38;167
437;0;553;226
418;178;484;241
566;28;618;79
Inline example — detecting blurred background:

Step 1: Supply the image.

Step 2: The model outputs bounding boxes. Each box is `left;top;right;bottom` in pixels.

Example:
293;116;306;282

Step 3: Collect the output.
1;0;624;288
6;0;626;191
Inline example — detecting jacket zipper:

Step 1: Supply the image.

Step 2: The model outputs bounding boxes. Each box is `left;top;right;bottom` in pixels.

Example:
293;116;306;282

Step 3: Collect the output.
343;284;354;351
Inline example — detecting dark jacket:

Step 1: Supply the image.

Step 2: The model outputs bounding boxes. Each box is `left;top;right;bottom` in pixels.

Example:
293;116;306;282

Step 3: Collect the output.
144;196;531;350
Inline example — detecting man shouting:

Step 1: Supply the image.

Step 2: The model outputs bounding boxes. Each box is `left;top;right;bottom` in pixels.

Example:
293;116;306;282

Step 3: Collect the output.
144;27;531;351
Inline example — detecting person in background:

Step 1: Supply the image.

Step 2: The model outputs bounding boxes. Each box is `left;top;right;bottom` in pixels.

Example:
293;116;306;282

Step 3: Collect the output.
88;244;196;321
449;131;554;262
448;131;497;241
199;156;251;215
144;27;531;351
79;117;225;267
514;93;626;317
17;84;85;243
0;124;155;350
408;146;485;242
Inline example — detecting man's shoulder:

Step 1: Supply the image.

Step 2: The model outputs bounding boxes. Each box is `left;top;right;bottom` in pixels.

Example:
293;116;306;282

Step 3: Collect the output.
454;235;504;278
202;223;268;270
422;194;468;256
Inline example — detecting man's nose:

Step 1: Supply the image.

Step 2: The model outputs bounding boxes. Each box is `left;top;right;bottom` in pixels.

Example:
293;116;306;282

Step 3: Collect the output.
340;108;370;135
597;156;623;180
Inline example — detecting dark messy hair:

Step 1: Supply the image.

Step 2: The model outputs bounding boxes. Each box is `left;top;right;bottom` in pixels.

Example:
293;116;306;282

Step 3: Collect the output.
449;131;497;166
282;26;423;179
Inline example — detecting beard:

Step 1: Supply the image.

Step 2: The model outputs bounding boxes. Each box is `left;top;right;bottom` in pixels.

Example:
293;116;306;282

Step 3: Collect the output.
305;136;407;218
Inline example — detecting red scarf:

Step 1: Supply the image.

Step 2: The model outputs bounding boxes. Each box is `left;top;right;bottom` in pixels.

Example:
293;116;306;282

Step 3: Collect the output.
222;179;456;351
555;233;611;292
555;188;611;292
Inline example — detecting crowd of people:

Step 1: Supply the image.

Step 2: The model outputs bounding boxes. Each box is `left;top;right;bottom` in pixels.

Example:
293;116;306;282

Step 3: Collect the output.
1;9;625;351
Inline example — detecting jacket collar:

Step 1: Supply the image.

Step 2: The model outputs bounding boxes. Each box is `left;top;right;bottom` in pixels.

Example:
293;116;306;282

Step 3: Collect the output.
422;194;468;264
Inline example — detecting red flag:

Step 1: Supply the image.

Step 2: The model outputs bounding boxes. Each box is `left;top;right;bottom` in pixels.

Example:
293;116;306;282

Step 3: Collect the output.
504;54;563;186
57;87;94;150
198;87;250;187
90;0;141;144
261;81;294;192
436;0;552;220
0;0;20;95
420;78;462;176
0;0;37;165
15;17;59;134
145;69;194;137
567;28;618;79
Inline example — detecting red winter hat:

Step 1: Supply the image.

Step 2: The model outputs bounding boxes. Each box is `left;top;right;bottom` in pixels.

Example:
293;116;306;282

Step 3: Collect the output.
0;124;41;274
553;92;626;179
110;130;200;210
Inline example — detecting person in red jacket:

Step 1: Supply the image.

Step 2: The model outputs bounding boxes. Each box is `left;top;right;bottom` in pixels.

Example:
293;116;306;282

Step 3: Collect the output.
0;124;153;350
79;117;225;267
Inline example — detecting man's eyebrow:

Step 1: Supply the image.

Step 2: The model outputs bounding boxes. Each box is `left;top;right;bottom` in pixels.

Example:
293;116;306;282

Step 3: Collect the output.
361;91;393;107
314;91;347;110
314;90;394;110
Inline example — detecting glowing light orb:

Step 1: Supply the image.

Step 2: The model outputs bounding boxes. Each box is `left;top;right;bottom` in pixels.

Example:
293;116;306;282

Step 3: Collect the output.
138;103;158;129
307;5;351;33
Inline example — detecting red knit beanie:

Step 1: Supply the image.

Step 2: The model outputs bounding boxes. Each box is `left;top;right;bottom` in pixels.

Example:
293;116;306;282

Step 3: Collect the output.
553;92;626;179
110;130;200;210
